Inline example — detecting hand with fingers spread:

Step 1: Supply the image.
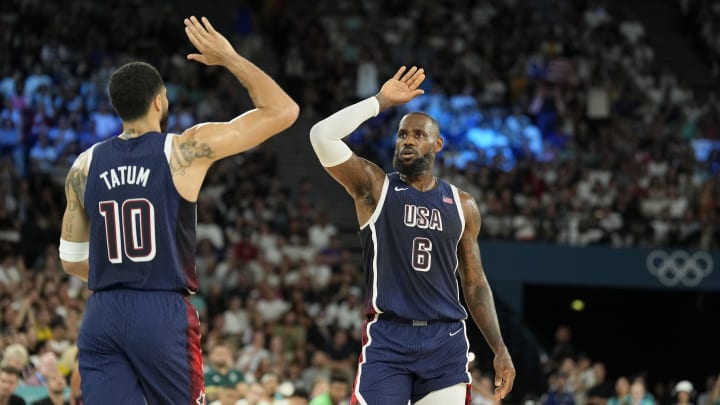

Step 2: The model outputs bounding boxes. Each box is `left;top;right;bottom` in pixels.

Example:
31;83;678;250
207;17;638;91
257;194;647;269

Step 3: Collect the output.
184;16;237;66
375;66;426;111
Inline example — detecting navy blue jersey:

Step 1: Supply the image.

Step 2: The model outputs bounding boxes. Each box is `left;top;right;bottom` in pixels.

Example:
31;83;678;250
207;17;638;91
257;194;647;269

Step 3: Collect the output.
84;133;198;293
359;172;468;321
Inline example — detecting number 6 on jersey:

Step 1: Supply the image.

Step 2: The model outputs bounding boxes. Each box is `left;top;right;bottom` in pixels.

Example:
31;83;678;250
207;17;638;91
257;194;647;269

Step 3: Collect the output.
411;236;432;272
99;198;157;263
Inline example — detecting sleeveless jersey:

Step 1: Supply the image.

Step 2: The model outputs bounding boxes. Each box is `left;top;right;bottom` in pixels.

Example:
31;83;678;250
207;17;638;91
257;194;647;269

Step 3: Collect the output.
84;133;198;293
358;172;468;321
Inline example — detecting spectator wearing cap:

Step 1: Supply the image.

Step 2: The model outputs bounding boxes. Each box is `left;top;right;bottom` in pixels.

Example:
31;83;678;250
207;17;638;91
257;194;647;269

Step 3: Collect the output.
673;381;695;405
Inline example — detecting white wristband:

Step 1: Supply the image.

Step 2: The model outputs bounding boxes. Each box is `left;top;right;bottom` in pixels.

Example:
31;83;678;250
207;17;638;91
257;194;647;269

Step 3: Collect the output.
309;97;380;167
59;239;89;262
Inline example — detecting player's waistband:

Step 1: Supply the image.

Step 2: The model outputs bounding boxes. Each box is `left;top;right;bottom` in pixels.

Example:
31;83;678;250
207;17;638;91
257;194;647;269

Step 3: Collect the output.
375;313;453;326
94;286;194;296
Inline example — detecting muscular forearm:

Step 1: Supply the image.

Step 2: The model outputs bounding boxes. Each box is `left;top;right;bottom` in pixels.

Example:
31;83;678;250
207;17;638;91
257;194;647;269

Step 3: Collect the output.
224;54;297;116
61;260;89;282
464;280;508;355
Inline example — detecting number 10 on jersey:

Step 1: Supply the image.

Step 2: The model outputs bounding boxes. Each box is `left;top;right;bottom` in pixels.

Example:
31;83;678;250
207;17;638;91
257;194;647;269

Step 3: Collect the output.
99;198;157;263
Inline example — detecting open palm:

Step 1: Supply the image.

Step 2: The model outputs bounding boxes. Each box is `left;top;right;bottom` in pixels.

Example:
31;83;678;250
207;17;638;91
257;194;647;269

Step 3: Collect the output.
377;66;426;108
184;16;236;66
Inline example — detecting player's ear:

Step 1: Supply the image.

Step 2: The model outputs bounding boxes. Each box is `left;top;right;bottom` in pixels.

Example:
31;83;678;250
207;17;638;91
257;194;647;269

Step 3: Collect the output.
434;134;444;153
152;93;162;112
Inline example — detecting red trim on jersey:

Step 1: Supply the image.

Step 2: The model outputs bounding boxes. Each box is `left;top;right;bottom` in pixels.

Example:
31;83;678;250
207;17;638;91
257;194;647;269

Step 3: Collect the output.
351;319;373;405
184;298;204;404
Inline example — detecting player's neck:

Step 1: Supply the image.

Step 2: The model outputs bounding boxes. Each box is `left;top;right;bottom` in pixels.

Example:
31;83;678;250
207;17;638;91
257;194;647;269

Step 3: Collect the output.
399;173;437;192
119;120;160;139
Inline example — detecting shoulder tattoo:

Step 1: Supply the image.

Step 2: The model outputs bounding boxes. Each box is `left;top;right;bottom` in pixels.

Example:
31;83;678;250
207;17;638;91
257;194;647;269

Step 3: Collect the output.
169;134;215;175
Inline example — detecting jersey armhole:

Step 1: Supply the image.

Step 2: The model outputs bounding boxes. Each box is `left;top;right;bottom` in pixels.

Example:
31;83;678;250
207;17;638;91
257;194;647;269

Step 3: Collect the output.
359;175;389;230
164;133;175;163
450;185;466;235
85;143;98;169
163;133;195;203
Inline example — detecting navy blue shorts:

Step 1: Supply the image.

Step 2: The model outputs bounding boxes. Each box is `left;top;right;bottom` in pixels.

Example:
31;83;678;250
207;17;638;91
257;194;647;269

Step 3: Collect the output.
351;315;471;405
78;289;204;405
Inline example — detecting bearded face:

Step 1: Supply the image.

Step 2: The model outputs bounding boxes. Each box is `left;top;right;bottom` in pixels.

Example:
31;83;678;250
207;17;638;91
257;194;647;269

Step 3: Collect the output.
393;113;441;179
393;149;434;178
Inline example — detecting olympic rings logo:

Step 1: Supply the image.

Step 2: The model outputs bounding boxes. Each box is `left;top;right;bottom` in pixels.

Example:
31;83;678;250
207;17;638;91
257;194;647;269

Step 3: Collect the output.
646;250;714;287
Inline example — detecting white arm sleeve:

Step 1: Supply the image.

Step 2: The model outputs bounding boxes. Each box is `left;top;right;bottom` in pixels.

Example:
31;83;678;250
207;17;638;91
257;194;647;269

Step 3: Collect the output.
59;239;89;262
309;96;380;167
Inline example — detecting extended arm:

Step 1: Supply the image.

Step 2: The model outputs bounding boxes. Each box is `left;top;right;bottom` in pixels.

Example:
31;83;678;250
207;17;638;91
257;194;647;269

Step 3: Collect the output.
456;190;515;399
309;96;386;225
171;16;299;201
60;152;91;282
309;66;425;225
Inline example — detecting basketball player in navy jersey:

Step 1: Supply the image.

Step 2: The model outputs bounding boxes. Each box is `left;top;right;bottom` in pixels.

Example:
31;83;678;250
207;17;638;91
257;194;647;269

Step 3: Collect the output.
58;16;298;404
309;66;515;405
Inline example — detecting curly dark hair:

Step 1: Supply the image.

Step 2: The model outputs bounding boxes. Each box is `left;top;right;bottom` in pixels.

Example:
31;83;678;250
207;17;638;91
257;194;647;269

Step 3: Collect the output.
108;61;164;122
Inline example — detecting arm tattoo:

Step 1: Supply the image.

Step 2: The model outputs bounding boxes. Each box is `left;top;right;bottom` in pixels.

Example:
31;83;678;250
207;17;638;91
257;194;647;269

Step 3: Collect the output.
64;201;75;237
169;136;215;175
68;154;89;208
64;152;88;240
330;157;380;209
458;227;505;351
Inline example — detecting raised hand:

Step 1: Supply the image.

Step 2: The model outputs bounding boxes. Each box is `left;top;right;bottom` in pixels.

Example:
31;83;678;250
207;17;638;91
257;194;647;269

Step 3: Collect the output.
375;66;426;111
184;16;237;66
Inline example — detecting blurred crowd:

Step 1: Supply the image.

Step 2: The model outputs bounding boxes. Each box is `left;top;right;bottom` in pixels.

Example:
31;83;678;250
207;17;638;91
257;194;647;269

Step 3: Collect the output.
1;0;719;404
531;325;720;405
679;0;720;78
274;0;720;249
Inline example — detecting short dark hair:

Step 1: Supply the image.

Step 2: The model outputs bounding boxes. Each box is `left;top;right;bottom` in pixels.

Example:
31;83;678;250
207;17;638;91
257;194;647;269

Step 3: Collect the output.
108;61;164;122
329;369;350;385
49;316;66;330
0;365;22;378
